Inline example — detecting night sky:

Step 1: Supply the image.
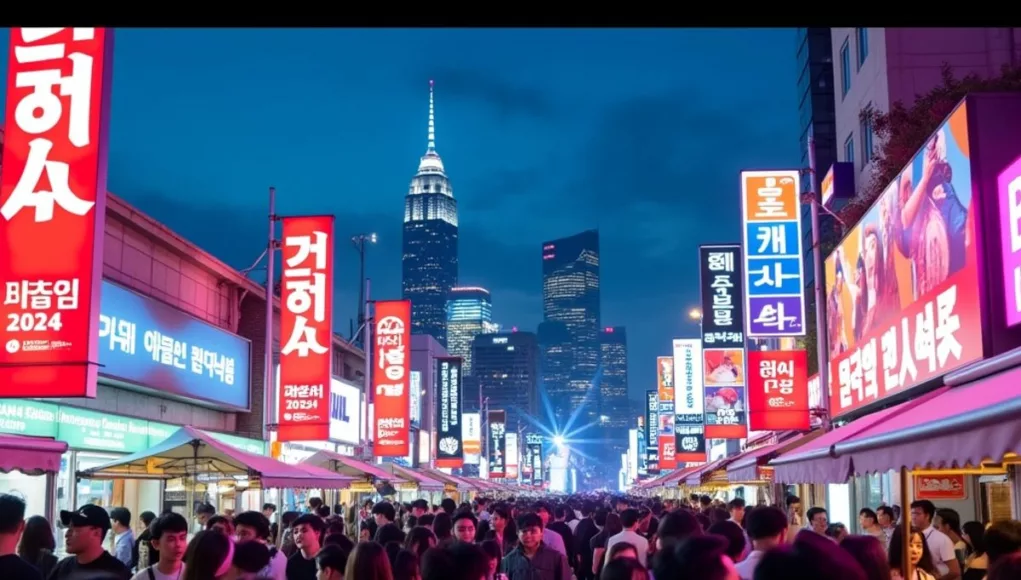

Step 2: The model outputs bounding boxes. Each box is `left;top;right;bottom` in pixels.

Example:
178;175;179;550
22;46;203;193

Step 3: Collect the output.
0;28;801;399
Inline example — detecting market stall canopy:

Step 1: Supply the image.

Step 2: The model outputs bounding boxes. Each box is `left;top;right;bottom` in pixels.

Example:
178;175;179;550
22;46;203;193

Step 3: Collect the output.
656;464;706;489
76;426;354;489
727;430;825;483
770;388;948;484
383;464;444;491
833;349;1021;474
0;434;68;475
301;450;406;484
685;457;733;487
422;468;477;491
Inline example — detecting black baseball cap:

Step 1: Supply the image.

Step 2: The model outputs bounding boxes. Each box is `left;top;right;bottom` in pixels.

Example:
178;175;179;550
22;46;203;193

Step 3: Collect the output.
60;504;111;532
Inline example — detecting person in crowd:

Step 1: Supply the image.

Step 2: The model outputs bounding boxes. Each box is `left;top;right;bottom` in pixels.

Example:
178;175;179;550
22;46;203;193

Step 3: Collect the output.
376;522;408;548
262;503;278;543
604;508;649;569
826;523;849;543
286;513;325;580
841;535;891;580
453;512;478;544
131;511;188;580
440;499;457;516
548;505;575;567
652;534;738;580
961;520;988;580
909;499;961;579
422;540;490;580
656;509;702;552
111;507;136;568
308;497;324;515
877;505;898;549
889;526;939;580
392;549;419;580
182;529;231;580
315;543;351;580
501;512;572;580
133;510;157;571
480;539;502;580
19;514;57;578
600;557;648;580
984;519;1021;567
194;504;216;530
858;508;885;542
735;505;786;580
728;498;746;526
234;510;287;579
475;498;491;523
592;513;623;578
785;495;803;539
533;502;568;559
606;541;639;562
228;540;273;579
988;551;1021;580
52;504;131;579
418;513;435;530
345;540;393;580
709;520;747;563
754;529;866;580
806;507;829;536
0;494;42;579
373;502;397;528
574;503;600;580
935;508;969;566
279;511;301;556
406;526;437;559
206;515;234;537
485;507;518;556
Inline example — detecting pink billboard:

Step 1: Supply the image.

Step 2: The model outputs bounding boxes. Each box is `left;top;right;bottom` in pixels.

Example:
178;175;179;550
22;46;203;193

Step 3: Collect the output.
999;155;1021;327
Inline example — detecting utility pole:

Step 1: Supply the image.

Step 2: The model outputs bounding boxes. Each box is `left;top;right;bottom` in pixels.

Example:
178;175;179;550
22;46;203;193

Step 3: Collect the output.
263;187;277;442
351;233;376;348
807;128;832;432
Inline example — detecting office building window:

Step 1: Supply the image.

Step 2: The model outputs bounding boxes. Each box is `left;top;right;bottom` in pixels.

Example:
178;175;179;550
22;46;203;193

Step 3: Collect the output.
844;133;855;165
860;112;874;162
856;28;869;68
841;38;851;97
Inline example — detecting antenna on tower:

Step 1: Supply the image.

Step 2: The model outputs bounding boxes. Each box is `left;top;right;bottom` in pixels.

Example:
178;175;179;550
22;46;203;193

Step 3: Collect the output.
427;79;436;152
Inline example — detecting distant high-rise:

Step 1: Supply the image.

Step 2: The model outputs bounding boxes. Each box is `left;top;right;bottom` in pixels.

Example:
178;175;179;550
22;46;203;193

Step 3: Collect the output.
540;230;601;431
599;326;629;433
403;80;458;346
473;331;539;432
446;286;498;375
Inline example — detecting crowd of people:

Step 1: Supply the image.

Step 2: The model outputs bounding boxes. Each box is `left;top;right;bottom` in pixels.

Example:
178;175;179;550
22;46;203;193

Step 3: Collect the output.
2;490;1021;580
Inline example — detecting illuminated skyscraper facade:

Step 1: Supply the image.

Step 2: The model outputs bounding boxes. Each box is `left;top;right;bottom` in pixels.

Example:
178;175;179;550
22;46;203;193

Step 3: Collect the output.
446;286;498;375
473;331;539;433
403;81;458;346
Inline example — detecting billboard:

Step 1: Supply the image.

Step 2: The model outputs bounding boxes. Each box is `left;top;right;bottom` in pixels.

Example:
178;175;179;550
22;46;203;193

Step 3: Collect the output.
741;170;806;337
0;28;115;399
644;390;659;473
275;366;360;445
822;162;856;207
373;300;412;457
998;155;1021;327
656;356;676;469
628;428;639;482
506;432;519;480
699;245;748;439
278;216;334;442
673;338;706;463
824;102;981;418
463;412;481;464
487;409;507;478
636;415;647;476
97;281;251;409
746;350;810;431
409;370;422;427
436;357;464;468
526;432;543;486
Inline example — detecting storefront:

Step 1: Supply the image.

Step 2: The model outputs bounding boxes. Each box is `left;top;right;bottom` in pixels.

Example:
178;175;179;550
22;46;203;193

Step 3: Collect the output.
0;434;67;522
726;430;824;508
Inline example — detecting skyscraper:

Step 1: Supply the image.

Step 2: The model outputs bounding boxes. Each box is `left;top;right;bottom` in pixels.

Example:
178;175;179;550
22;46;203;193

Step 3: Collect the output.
540;230;601;432
473;331;539;434
599;326;628;430
446;286;498;375
403;80;458;346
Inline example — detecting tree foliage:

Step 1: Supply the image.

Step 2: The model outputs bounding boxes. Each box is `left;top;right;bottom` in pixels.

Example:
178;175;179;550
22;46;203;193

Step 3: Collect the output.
838;62;1021;225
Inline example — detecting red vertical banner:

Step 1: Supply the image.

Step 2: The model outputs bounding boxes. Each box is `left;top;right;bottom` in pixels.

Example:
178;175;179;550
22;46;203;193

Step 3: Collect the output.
373;300;411;457
0;28;115;398
277;216;334;442
656;356;677;469
746;350;810;431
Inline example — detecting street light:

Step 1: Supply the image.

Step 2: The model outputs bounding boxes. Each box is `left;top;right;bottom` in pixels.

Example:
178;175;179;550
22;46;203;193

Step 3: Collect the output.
688;307;702;321
351;233;377;344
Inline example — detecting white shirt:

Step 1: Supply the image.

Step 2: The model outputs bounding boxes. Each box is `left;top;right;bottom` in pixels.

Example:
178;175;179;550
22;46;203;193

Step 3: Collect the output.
604;529;650;568
130;564;185;580
735;550;764;580
923;525;956;576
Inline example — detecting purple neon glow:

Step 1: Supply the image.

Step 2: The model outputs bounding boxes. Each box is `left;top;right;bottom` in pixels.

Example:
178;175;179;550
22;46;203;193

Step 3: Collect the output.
998;154;1021;327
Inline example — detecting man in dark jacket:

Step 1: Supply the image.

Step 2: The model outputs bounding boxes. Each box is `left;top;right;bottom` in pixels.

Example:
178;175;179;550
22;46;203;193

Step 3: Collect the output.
573;502;600;580
546;505;575;569
501;513;571;580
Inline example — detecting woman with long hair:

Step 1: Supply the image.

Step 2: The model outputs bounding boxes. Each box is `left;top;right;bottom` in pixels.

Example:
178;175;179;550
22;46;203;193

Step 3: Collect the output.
346;541;394;580
961;521;988;580
182;530;233;580
18;515;57;578
841;535;892;580
592;513;624;578
889;527;938;580
404;526;437;559
484;507;517;555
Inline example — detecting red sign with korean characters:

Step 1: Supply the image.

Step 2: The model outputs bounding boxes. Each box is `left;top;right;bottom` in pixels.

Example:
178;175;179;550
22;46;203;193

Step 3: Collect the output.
373;300;411;457
747;350;810;431
277;216;334;442
0;28;114;398
914;474;967;501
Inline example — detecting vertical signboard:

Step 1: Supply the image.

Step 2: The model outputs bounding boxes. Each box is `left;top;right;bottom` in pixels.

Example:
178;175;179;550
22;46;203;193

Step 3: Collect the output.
487;409;506;478
506;432;519;480
740;170;806;337
278;216;334;442
526;433;543;486
656;356;677;469
628;428;639;482
373;300;411;457
0;28;115;399
698;245;748;439
435;357;463;468
746;350;810;431
673;338;706;463
999;155;1021;328
636;415;647;476
463;412;481;464
644;390;660;473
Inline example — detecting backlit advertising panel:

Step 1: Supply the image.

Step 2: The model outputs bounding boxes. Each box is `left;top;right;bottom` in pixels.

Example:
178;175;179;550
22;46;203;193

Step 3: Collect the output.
506;432;519;480
99;281;251;409
463;412;481;464
526;432;543;486
825;102;981;418
0;28;115;398
747;350;810;431
436;357;463;468
278;216;334;442
740;170;806;337
673;338;706;462
645;390;659;473
699;245;748;438
656;356;676;469
636;415;647;476
998;154;1021;327
487;409;506;478
373;300;411;457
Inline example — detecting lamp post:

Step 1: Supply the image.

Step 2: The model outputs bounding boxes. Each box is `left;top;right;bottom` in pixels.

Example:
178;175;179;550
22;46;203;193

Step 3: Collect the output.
688;307;703;330
351;233;377;346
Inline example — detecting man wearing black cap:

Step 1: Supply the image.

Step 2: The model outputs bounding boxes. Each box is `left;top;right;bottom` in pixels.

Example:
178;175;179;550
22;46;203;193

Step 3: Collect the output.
50;504;131;579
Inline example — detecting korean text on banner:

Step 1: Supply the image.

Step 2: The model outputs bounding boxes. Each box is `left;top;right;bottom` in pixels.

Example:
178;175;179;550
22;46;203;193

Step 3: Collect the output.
488;409;507;478
277;216;334;442
506;432;519;480
673;338;706;463
824;102;981;418
526;433;543;486
656;356;677;469
374;300;412;457
699;245;748;439
436;357;464;468
741;170;807;337
747;350;810;431
463;412;481;464
998;154;1021;328
0;28;114;398
644;390;659;473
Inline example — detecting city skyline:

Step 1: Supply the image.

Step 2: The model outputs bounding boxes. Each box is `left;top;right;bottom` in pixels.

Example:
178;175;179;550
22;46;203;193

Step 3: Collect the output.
0;28;801;396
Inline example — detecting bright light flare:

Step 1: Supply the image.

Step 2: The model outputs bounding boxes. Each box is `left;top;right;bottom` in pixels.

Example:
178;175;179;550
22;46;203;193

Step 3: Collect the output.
688;307;702;320
553;435;565;447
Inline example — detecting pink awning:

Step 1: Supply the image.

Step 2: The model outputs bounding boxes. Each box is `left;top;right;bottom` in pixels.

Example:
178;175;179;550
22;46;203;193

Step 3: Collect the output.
770;388;948;484
727;430;824;482
0;434;67;475
685;457;733;486
834;360;1021;473
386;464;444;490
302;450;405;483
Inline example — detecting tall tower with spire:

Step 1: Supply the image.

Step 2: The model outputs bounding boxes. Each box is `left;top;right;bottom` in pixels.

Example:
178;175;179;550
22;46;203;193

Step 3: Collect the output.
402;80;459;346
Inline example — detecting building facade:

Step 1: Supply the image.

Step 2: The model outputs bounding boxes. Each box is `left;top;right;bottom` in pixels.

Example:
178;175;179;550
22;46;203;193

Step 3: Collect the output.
408;334;448;468
599;327;629;438
473;331;539;434
402;81;458;347
446;286;498;375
